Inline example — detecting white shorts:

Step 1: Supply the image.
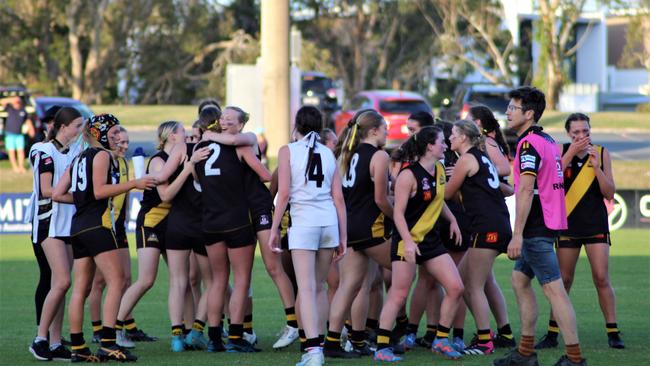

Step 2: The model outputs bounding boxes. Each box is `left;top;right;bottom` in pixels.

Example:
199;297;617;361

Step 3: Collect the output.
288;224;339;251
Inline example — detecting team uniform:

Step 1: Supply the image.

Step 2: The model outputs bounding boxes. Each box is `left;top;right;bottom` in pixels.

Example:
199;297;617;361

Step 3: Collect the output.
243;150;274;233
194;141;255;248
460;147;512;253
391;162;447;265
112;156;130;249
135;151;172;250
438;157;470;253
342;143;391;251
286;136;339;250
165;143;207;256
557;144;610;248
69;148;119;259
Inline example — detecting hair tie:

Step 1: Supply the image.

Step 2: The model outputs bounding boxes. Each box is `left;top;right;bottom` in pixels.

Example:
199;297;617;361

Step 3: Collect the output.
207;120;220;131
413;133;417;142
347;123;358;151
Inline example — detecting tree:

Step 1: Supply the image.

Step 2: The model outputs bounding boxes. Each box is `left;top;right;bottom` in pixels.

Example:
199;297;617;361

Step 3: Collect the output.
620;1;650;94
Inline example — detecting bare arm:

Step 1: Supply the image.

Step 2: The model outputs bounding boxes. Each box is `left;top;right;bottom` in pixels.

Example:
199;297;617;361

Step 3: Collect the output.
160;147;211;203
93;151;155;199
203;131;257;146
238;145;272;182
444;154;472;200
486;139;510;176
52;167;73;203
331;165;347;248
155;142;185;182
270;168;279;197
270;147;290;233
592;147;615;200
370;151;393;219
499;182;515;197
506;173;535;260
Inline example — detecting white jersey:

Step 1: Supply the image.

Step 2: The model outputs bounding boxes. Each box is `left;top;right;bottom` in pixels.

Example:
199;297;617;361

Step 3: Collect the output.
26;142;52;242
287;133;338;227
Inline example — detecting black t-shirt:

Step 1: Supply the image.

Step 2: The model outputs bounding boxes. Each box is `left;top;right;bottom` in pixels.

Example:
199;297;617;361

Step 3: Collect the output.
4;104;28;134
517;126;558;238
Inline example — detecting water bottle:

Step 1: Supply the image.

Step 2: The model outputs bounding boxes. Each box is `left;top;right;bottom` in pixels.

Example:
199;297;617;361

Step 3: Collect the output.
132;147;146;179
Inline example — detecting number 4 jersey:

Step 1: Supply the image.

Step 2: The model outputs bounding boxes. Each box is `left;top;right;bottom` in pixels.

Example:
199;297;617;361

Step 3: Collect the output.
70;147;115;235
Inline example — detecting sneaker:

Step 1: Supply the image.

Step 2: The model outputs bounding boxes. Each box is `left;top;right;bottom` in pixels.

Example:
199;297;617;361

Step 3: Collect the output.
451;336;465;352
352;341;373;356
206;339;226;353
340;326;349;344
432;338;462;360
415;336;433;348
243;330;257;346
185;329;209;350
70;347;101;363
366;328;377;345
61;338;71;347
117;329;135;349
29;339;52;361
296;351;325;366
222;327;229;339
323;345;360;358
608;332;625;349
391;342;406;354
225;339;261;353
534;334;558;349
127;329;158;342
462;340;495;355
373;347;402;362
171;335;184;352
553;355;587;366
273;325;299;349
343;340;353;352
492;349;539;366
494;333;517;348
96;345;137;362
50;344;72;361
402;333;416;350
91;332;101;344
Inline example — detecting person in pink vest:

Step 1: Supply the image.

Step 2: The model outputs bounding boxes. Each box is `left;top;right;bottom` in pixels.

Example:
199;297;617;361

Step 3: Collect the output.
492;87;586;366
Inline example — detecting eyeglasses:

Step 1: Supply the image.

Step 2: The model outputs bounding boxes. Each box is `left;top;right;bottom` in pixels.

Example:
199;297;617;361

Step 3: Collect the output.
507;104;524;112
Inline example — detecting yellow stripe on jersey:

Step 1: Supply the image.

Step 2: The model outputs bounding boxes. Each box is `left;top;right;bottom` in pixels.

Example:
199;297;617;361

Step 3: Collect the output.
280;211;290;237
371;213;385;238
112;158;128;216
565;145;602;217
101;201;112;229
144;203;171;227
397;162;445;258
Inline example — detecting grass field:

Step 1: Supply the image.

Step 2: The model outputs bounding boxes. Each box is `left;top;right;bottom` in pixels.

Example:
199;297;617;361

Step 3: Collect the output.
1;230;648;365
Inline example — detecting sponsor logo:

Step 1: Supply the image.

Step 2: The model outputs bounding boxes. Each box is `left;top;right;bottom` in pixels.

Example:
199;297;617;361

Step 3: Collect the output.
486;232;498;243
422;177;430;191
43;157;53;165
552;183;564;190
423;190;432;201
258;215;270;225
521;161;535;170
521;155;536;163
147;233;159;242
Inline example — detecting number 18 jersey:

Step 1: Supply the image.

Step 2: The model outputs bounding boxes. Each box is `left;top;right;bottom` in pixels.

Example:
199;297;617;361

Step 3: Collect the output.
287;139;337;227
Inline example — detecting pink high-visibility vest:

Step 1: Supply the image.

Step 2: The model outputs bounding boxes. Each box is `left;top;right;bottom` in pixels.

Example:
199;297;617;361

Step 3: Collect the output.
514;131;568;231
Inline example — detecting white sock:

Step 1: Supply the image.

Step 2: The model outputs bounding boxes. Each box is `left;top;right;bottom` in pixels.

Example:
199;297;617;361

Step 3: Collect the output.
49;343;61;351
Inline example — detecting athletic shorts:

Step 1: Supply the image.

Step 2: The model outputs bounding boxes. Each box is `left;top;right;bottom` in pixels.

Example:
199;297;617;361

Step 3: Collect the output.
391;235;447;265
514;236;561;285
32;225;50;246
136;225;166;250
440;221;470;253
167;225;207;254
470;231;511;254
204;225;255;249
71;227;119;259
288;225;338;251
4;132;25;150
280;234;289;251
252;211;273;233
349;237;386;252
53;236;71;245
116;234;129;249
556;233;611;249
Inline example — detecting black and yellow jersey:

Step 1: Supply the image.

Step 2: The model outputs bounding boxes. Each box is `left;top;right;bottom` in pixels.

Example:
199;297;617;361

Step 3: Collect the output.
561;143;608;236
342;143;388;243
394;161;445;257
168;143;203;234
136;151;172;229
70;147;115;235
112;156;129;239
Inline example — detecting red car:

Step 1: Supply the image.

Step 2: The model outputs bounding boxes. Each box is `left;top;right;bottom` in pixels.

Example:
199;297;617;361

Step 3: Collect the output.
334;90;432;149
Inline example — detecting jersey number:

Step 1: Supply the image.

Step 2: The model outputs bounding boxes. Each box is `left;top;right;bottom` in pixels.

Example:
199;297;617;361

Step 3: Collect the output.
481;156;500;189
342;153;359;188
308;153;325;187
204;143;221;176
70;158;87;192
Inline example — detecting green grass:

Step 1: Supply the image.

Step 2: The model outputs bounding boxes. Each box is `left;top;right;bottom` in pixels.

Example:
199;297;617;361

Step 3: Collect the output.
1;229;648;365
540;111;650;131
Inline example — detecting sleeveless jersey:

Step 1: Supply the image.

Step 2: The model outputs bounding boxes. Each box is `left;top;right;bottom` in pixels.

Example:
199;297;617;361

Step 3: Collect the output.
194;141;251;232
70;147;114;235
561;143;608;236
137;151;172;228
287;138;337;227
168;143;203;233
242;150;273;216
395;162;445;257
460;147;511;234
342;143;387;243
112;157;129;239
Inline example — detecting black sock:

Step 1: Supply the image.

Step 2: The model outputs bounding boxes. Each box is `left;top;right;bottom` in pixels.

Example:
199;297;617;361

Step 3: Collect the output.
70;333;86;352
606;323;619;336
406;323;419;335
299;329;306;352
228;323;243;342
100;327;116;348
547;320;559;338
304;337;320;350
498;324;514;339
243;314;253;334
395;315;408;329
91;320;102;334
324;331;341;350
183;327;191;335
424;324;437;341
452;327;464;340
477;329;491;344
436;325;451;339
318;334;324;345
193;320;206;332
350;330;366;347
366;318;379;331
172;325;183;337
376;328;391;350
208;326;222;344
285;307;298;328
115;320;124;331
124;318;137;333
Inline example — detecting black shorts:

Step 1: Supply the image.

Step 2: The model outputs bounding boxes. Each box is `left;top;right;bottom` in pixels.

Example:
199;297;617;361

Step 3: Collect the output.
71;227;119;259
350;237;386;251
32;226;49;246
440;221;470;253
167;225;206;253
470;231;511;254
391;235;447;265
252;211;273;233
204;225;256;249
280;234;289;251
116;234;129;249
136;225;166;250
556;233;611;249
54;236;72;245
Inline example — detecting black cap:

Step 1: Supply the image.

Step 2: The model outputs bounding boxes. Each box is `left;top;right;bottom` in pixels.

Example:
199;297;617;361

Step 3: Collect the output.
43;106;62;124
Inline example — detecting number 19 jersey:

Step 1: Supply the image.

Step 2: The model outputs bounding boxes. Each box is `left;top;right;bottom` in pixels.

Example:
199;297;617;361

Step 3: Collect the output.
70;147;114;235
287;139;337;227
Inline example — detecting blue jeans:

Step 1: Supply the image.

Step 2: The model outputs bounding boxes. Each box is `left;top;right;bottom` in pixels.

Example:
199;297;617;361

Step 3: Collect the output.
514;236;561;285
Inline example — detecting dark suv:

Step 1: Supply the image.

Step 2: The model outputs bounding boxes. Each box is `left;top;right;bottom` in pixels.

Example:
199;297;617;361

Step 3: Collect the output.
439;84;517;152
301;72;339;128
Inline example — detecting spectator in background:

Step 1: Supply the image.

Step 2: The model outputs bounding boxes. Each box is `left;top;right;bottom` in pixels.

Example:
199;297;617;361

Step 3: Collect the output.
2;96;34;173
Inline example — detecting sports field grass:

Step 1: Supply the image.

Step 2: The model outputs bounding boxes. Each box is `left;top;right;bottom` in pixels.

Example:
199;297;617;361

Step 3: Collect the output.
1;229;648;365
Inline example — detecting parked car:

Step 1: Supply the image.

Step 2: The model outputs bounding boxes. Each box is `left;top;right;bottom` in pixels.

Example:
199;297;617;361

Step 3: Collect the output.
301;71;339;128
334;90;432;149
30;97;94;143
439;83;517;153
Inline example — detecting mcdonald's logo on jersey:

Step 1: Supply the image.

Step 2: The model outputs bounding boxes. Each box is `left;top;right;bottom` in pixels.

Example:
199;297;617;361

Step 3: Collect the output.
486;232;498;243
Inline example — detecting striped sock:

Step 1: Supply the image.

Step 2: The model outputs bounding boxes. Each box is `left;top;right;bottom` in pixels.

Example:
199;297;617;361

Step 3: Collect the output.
193;320;205;332
376;328;391;350
547;320;560;338
606;322;619;335
115;320;124;331
285;307;298;328
518;335;535;357
100;327;116;348
350;330;366;348
477;329;491;343
171;325;183;336
324;331;340;350
91;320;102;334
124;318;137;332
228;324;243;341
243;314;253;334
498;324;514;339
424;324;437;341
566;343;583;364
436;324;451;339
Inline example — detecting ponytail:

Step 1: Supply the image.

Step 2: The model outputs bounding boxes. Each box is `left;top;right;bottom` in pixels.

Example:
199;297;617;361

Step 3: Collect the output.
453;119;485;152
399;126;443;162
157;121;182;150
469;104;509;156
337;109;382;176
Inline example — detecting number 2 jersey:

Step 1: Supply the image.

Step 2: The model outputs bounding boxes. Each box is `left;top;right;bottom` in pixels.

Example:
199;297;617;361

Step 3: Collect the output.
70;147;115;235
194;140;251;233
459;147;511;235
